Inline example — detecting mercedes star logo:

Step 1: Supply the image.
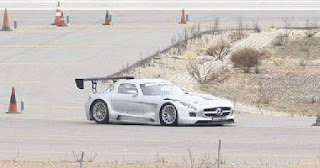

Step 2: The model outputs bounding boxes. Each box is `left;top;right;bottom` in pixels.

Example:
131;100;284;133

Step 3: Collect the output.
216;108;223;116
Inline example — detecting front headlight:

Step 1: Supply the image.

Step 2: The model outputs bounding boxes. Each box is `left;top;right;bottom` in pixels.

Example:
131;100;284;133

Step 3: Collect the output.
179;101;197;111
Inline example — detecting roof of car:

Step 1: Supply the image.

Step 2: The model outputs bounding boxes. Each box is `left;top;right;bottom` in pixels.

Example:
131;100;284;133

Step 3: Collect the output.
117;78;170;84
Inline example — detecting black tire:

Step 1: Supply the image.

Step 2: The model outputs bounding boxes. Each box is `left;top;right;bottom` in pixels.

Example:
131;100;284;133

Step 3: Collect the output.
160;103;178;126
91;100;109;124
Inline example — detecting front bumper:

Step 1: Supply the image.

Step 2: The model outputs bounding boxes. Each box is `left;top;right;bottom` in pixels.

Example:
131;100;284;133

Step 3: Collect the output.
178;115;235;125
194;119;235;125
176;103;235;125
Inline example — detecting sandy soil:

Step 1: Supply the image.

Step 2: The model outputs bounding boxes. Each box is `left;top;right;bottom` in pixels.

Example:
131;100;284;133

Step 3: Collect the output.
124;28;319;116
202;31;320;116
1;160;320;168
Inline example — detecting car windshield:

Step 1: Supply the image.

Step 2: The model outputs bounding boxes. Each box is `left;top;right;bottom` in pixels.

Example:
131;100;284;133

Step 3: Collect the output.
140;83;185;96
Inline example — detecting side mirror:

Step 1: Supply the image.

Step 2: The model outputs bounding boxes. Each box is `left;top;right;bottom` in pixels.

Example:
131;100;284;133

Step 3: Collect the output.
127;90;138;96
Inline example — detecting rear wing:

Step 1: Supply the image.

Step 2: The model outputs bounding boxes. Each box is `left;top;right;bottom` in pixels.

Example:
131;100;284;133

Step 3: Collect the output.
75;76;134;93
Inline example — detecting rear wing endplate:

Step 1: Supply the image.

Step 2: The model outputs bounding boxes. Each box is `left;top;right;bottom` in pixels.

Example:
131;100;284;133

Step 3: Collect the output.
75;76;134;93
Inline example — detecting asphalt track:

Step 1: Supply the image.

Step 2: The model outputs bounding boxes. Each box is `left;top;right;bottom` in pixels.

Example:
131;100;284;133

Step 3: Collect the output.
0;114;319;164
1;10;320;118
0;11;319;164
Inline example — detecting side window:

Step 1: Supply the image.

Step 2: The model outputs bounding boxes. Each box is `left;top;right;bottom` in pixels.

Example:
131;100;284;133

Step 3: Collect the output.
118;83;138;94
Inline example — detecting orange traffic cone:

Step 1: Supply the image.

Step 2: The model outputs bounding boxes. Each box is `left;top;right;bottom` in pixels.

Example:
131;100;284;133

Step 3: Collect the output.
179;9;187;24
1;8;12;31
57;11;67;27
52;1;61;25
102;10;111;25
7;87;19;113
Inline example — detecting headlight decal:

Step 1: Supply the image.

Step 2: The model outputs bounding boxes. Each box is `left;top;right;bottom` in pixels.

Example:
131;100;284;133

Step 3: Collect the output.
179;101;197;111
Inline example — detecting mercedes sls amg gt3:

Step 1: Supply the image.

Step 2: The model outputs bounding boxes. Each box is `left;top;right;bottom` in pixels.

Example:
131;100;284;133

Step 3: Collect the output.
75;77;235;126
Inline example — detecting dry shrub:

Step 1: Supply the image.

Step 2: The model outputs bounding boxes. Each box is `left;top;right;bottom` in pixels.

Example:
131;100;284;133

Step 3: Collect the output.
282;17;293;37
231;48;263;73
236;17;245;39
187;57;230;84
298;37;317;60
183;148;212;168
305;19;318;38
208;17;221;34
206;41;231;69
272;34;288;47
256;76;273;115
187;58;217;84
252;19;261;33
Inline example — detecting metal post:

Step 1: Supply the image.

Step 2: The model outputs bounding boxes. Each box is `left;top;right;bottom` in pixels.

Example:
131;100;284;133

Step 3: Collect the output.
66;14;70;25
20;98;24;112
14;18;18;29
80;150;85;168
217;139;221;168
186;14;189;22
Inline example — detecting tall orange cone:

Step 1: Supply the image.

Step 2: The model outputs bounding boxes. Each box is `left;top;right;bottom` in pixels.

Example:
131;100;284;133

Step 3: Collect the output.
7;87;18;113
2;8;12;31
179;9;187;24
52;1;62;25
102;10;111;25
57;11;67;27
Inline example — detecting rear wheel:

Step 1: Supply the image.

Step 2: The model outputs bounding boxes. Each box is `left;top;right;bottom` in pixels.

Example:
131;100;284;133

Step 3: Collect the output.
160;104;178;126
91;100;109;124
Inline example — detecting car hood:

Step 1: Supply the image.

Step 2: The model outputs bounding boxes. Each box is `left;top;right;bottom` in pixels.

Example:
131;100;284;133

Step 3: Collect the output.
164;93;233;108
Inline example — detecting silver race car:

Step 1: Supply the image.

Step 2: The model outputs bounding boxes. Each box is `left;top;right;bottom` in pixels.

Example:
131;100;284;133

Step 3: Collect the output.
75;77;235;126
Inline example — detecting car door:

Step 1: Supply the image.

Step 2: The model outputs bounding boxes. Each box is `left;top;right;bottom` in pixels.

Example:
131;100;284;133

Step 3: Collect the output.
141;96;161;119
111;83;144;116
139;84;162;118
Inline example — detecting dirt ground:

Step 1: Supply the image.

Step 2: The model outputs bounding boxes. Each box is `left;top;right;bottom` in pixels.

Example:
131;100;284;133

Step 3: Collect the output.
125;29;320;116
202;35;320;116
1;160;320;168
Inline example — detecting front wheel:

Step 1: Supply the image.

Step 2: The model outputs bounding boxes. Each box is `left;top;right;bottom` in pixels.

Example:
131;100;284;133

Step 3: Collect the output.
91;100;109;124
160;104;178;126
